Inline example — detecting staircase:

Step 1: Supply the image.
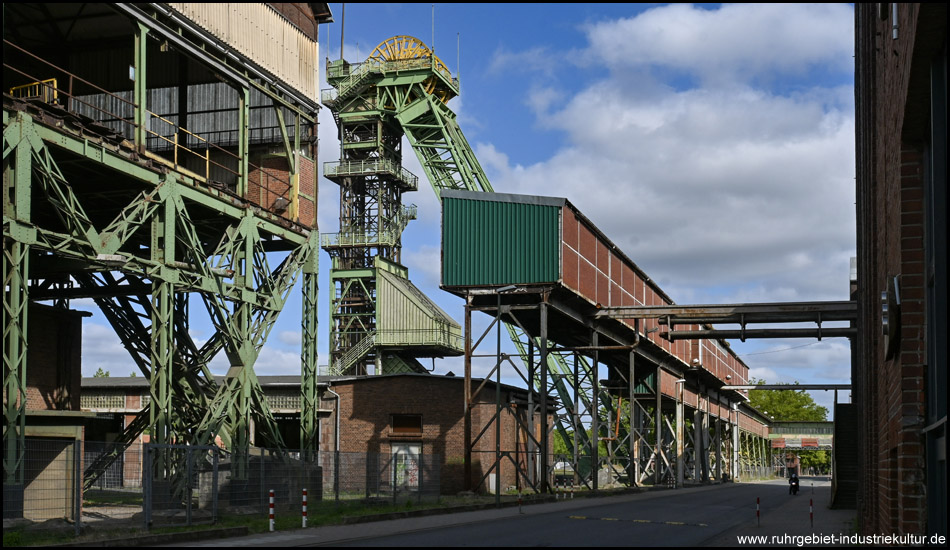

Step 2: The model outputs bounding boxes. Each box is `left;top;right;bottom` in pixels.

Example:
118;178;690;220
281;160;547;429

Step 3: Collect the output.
330;331;377;375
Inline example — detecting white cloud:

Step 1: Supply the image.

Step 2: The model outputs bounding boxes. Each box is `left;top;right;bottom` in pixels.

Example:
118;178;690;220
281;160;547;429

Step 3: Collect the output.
278;330;301;347
584;4;854;86
81;322;137;377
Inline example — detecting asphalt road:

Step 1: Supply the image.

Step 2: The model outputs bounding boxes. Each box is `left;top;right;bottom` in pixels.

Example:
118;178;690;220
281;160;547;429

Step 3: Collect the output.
167;476;854;547
318;478;819;547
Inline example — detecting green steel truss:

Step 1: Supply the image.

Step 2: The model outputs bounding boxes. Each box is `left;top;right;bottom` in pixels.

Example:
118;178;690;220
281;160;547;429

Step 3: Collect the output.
321;37;628;469
2;105;318;485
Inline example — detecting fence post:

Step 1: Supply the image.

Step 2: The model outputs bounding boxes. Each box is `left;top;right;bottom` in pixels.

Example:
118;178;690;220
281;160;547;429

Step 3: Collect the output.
143;443;152;529
186;446;193;526
419;451;424;504
74;439;81;537
334;451;340;503
261;448;266;514
212;447;219;525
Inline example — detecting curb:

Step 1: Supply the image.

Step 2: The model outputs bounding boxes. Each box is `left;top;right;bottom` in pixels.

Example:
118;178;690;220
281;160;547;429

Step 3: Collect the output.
54;526;249;547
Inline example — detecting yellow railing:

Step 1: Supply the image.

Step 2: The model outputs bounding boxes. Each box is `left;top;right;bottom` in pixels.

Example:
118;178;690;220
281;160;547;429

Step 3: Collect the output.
9;78;59;104
4;39;299;219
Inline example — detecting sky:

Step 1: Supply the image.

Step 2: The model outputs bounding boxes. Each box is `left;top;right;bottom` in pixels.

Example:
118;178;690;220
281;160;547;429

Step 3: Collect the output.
77;3;857;416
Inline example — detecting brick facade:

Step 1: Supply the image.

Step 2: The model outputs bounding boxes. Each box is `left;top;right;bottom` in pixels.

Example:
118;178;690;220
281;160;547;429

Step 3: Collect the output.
246;152;316;228
25;305;83;412
854;3;946;536
318;374;548;495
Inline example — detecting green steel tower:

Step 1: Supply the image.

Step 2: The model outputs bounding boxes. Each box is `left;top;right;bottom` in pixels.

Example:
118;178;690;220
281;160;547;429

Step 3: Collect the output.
322;37;463;376
322;36;627;487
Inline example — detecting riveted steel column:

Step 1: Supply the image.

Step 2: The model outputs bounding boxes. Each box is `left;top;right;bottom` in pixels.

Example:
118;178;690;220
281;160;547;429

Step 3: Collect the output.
149;193;175;477
133;22;148;150
730;409;739;481
629;350;637;486
3;136;31;488
715;409;723;481
591;330;599;492
3;241;29;487
539;300;549;493
463;300;472;491
676;381;684;487
300;246;319;457
237;87;250;198
654;366;662;485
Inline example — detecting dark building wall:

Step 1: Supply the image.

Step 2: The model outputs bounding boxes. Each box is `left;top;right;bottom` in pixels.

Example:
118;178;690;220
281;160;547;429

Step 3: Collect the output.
854;3;946;536
26;305;83;412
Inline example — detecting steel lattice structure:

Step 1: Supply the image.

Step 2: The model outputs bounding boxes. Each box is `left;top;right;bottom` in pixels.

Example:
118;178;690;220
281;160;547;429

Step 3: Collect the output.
3;3;323;495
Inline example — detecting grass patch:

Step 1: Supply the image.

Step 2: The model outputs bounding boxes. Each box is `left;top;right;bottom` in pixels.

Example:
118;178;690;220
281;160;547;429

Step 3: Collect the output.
1;494;499;546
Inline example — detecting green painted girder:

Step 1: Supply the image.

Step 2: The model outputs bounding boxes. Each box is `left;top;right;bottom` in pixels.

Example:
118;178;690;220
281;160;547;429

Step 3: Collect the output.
4;105;318;483
5;110;310;246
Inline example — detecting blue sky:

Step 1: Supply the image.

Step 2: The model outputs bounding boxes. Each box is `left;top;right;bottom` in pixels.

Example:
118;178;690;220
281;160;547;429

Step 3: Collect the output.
78;4;856;416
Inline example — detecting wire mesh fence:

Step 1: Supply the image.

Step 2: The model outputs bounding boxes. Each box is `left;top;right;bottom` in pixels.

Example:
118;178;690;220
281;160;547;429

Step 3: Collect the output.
3;439;443;535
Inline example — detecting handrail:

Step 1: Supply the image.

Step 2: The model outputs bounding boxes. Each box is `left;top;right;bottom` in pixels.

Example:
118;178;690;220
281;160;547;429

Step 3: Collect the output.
5;39;299;211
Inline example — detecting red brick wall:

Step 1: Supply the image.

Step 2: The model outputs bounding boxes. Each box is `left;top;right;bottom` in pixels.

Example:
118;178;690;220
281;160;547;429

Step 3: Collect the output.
854;3;932;536
560;207;748;392
297;153;316;228
247;153;316;228
25;305;82;411
319;375;547;494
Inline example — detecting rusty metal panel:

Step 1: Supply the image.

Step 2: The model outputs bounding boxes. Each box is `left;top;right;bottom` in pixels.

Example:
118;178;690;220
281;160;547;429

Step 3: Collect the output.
167;3;318;98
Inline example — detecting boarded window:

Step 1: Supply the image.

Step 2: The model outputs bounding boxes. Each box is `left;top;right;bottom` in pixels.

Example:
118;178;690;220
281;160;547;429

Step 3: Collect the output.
391;414;422;436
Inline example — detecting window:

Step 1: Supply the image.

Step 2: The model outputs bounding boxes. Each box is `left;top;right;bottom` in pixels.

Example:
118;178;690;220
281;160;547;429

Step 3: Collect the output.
391;414;422;436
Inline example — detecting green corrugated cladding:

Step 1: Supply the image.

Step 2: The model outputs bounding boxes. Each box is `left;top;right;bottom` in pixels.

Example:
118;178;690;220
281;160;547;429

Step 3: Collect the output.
634;371;656;394
442;197;561;287
376;268;463;352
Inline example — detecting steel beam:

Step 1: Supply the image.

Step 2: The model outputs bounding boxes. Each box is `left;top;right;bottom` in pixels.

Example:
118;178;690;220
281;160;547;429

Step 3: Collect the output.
664;328;856;340
596;301;857;322
723;384;851;391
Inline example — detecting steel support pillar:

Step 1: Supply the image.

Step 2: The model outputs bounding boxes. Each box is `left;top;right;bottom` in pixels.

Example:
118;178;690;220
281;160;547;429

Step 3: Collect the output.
539;301;550;494
715;412;723;481
133;22;148;149
463;301;472;491
676;382;684;487
655;366;662;485
628;349;637;486
300;251;319;456
732;408;740;481
591;330;599;492
3;241;29;486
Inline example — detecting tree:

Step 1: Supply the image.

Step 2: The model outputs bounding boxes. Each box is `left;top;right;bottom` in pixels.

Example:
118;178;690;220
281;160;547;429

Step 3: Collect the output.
748;379;828;422
749;379;831;473
93;367;110;378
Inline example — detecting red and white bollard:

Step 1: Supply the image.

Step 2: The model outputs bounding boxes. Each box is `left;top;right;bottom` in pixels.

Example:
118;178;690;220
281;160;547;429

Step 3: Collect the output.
302;488;308;528
269;489;275;532
756;497;760;527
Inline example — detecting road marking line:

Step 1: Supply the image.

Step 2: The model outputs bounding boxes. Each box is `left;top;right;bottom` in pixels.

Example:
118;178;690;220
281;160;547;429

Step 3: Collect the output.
568;516;707;527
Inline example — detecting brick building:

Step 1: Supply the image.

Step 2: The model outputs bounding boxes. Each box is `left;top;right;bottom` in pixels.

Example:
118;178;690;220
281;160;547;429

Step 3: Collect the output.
82;373;548;495
854;3;946;537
